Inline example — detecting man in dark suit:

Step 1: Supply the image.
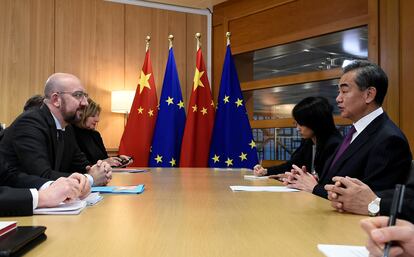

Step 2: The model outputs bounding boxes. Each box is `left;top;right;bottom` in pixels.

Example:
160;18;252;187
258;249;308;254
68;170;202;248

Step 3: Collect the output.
283;60;412;199
0;158;90;217
0;73;111;186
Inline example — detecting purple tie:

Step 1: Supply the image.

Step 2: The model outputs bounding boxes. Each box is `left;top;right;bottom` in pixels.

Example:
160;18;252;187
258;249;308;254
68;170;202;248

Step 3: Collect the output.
330;125;356;169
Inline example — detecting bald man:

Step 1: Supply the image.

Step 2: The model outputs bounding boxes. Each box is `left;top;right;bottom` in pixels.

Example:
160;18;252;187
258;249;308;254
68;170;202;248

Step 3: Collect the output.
0;73;111;186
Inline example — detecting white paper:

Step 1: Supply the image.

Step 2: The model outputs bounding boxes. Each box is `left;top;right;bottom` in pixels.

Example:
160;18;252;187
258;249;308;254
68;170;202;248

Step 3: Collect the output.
112;168;147;173
230;186;299;192
34;200;87;215
243;175;269;180
318;244;368;257
84;192;103;206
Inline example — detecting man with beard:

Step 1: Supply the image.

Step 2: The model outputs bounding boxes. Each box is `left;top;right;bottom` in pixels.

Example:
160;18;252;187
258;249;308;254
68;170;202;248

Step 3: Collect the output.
0;73;111;186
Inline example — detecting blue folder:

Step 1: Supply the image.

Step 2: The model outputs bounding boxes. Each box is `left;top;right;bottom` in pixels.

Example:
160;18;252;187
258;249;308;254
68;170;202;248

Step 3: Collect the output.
91;185;145;194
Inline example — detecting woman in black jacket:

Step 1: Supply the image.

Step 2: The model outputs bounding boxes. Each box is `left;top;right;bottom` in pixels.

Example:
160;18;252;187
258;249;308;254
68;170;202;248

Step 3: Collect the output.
73;98;132;167
254;96;342;182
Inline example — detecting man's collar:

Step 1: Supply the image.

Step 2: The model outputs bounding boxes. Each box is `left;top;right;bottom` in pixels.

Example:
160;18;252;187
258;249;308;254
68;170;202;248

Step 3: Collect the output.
353;107;383;134
50;112;65;131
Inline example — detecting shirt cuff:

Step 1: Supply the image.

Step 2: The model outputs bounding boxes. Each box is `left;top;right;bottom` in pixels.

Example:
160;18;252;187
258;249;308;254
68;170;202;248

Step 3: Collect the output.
40;181;53;190
85;174;94;186
30;189;39;210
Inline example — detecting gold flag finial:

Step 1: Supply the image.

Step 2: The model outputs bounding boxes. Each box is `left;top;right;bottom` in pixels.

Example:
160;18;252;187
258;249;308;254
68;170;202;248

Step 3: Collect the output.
145;36;151;51
195;33;201;50
168;35;174;49
226;32;231;46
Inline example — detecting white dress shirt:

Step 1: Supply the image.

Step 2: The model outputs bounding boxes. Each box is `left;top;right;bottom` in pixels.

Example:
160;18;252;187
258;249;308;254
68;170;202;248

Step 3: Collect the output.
351;107;384;143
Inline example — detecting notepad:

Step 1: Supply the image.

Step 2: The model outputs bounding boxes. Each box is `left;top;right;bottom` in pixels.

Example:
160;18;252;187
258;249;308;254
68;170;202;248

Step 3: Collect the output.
230;186;299;192
318;244;368;257
243;175;269;180
0;221;17;237
91;184;145;194
34;200;87;215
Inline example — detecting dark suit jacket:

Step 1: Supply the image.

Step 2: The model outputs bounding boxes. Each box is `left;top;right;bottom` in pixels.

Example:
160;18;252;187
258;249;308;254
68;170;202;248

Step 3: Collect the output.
73;126;108;164
378;161;414;223
0;105;90;180
0;159;49;216
267;132;342;176
313;113;412;198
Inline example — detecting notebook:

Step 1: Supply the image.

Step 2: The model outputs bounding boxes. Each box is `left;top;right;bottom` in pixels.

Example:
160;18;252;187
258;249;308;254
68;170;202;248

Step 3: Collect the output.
0;226;46;257
0;222;16;237
33;200;87;215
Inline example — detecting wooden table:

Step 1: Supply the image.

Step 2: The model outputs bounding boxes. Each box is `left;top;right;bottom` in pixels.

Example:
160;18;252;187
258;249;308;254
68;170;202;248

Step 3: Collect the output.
1;168;368;257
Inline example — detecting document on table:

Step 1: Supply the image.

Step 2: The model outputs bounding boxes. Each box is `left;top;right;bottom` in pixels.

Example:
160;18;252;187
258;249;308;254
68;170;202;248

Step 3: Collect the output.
84;192;103;206
318;244;368;257
230;186;299;192
243;175;269;180
34;200;87;215
91;184;145;194
111;168;147;173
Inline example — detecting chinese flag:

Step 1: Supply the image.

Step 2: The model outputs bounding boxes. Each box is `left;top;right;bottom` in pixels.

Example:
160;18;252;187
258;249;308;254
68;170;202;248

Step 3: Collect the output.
119;49;158;166
180;48;215;167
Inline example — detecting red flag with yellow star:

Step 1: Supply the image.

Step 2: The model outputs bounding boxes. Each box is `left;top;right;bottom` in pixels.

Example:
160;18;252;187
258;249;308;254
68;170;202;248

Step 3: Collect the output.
118;49;158;166
180;48;215;167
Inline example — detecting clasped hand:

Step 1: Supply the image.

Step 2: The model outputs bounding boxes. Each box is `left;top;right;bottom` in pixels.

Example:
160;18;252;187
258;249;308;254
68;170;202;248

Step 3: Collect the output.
275;165;318;193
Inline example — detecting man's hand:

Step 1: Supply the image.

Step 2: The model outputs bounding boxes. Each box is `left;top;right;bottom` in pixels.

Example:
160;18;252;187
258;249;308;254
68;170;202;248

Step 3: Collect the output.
324;176;377;215
88;160;112;186
38;177;81;208
69;172;91;199
253;164;267;176
361;217;414;257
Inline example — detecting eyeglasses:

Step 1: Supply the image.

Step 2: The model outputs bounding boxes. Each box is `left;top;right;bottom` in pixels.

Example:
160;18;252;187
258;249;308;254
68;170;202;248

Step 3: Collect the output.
57;91;89;100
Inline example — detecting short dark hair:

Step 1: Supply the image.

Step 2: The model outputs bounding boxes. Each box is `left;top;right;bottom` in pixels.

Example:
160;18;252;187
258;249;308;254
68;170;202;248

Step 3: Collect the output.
24;94;44;111
343;60;388;105
292;96;337;142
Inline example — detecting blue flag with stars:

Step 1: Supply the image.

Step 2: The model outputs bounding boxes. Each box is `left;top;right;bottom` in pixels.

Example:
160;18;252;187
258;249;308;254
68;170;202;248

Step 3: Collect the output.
209;45;258;169
149;48;186;167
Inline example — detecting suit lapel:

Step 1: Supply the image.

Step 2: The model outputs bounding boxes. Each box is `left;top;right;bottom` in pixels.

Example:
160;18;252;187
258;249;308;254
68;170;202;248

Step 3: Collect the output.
40;105;61;169
321;113;387;181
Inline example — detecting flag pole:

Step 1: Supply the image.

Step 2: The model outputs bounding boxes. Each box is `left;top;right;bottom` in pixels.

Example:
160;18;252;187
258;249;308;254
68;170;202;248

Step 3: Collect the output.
195;33;201;50
168;34;174;49
145;35;151;52
226;32;231;46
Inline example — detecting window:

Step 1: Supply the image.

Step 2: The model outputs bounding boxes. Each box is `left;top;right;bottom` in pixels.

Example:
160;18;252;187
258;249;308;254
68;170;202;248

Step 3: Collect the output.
235;26;368;163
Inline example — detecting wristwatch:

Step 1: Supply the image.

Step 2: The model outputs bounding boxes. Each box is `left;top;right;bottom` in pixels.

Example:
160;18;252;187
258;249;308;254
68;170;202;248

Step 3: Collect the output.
368;197;381;217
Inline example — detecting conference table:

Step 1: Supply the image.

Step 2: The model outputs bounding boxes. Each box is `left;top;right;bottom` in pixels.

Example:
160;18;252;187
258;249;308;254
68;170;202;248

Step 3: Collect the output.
1;168;368;256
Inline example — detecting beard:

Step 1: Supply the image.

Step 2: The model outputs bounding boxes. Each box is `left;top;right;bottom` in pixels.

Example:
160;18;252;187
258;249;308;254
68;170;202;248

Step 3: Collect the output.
61;97;84;124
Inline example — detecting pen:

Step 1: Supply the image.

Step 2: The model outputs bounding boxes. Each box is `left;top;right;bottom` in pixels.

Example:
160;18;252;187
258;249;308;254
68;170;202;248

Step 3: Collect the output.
383;184;405;257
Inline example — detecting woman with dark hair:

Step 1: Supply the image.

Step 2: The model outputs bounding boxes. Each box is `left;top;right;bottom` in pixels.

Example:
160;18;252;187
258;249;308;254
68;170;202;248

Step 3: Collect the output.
73;98;132;167
254;97;342;187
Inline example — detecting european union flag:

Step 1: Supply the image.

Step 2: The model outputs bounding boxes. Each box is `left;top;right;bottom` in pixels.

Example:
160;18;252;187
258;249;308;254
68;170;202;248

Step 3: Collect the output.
209;45;258;169
149;48;186;167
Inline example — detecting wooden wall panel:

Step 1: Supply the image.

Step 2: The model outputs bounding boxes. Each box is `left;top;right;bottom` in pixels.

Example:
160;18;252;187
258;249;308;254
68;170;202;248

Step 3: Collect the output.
55;0;125;148
186;13;208;104
1;0;207;150
212;25;225;103
0;0;54;126
379;0;399;124
213;0;294;26
226;0;368;54
400;0;414;151
125;5;187;104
